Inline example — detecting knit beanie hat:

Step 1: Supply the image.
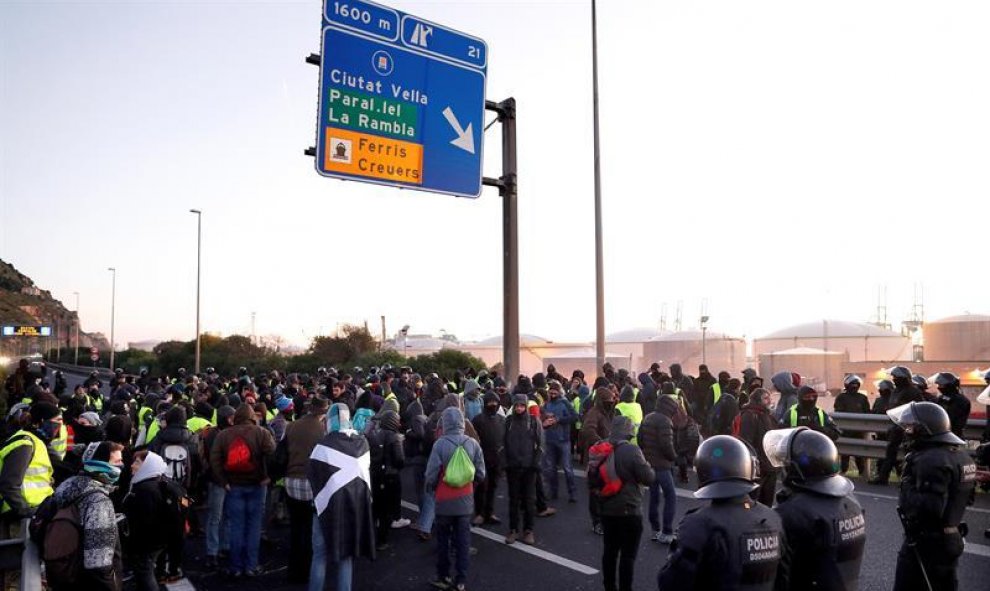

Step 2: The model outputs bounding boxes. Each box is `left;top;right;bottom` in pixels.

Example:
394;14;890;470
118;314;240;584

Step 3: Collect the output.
30;402;60;423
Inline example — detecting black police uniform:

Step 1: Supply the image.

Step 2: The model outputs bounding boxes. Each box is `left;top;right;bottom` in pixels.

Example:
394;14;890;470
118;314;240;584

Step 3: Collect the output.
775;489;865;590
893;442;977;591
936;390;971;439
874;384;924;483
657;498;788;591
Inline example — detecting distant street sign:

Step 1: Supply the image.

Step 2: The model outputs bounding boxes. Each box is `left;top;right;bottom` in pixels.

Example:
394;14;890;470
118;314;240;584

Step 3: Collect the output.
1;325;52;337
90;353;99;362
315;0;487;198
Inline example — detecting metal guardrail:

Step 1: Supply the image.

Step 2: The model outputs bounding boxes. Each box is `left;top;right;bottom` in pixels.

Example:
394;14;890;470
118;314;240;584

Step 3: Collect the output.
832;412;987;461
0;519;43;591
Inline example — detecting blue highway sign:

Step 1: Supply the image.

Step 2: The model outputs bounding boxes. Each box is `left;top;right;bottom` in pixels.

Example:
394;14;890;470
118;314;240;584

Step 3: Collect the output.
316;0;487;198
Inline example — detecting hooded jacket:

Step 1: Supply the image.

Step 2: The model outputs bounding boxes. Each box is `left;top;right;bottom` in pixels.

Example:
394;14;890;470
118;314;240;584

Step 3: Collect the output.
148;422;202;490
639;397;677;470
471;392;505;472
424;408;486;517
600;416;654;517
209;405;276;487
502;404;544;469
580;390;616;451
53;475;120;576
542;392;577;444
637;373;659;417
737;399;777;474
772;371;800;423
122;452;172;554
462;380;483;421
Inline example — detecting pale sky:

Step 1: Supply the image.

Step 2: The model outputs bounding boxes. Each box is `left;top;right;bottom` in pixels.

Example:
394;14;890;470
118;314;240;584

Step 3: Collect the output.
2;0;989;348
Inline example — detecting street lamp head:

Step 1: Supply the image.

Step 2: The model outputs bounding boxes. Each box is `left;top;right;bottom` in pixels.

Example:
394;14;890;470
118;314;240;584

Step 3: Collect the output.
190;209;201;214
108;267;115;272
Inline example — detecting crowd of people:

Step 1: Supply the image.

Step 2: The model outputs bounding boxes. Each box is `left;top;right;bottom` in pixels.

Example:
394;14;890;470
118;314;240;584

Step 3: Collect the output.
0;357;987;591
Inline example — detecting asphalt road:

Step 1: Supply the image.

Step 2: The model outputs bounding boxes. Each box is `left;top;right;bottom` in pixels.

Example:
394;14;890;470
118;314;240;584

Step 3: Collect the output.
53;369;990;590
173;466;989;591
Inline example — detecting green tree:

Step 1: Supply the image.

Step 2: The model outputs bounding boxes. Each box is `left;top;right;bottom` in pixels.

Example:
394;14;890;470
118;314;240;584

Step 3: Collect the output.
308;325;378;367
409;349;487;381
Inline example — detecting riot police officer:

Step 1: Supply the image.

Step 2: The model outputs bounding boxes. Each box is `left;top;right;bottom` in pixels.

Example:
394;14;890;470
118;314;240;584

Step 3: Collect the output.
765;427;865;590
870;366;924;485
888;402;976;591
657;435;788;590
933;372;970;438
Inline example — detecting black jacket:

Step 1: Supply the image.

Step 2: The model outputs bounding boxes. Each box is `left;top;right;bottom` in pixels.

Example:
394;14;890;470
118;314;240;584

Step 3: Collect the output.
122;477;171;554
501;412;542;469
937;390;971;438
639;406;676;470
833;390;870;414
600;416;654;517
471;408;505;472
149;424;202;490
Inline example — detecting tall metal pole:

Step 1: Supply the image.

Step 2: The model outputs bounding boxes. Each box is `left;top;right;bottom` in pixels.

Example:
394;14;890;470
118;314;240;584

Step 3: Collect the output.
190;209;202;374
592;0;606;375
73;292;80;365
482;99;518;388
108;267;116;370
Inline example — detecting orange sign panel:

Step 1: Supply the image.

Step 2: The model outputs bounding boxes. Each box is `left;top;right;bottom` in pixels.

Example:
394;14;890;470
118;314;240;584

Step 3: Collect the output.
323;127;423;185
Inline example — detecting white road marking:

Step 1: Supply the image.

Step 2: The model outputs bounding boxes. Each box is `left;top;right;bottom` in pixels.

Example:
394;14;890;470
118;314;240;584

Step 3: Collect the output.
400;500;599;575
166;579;197;591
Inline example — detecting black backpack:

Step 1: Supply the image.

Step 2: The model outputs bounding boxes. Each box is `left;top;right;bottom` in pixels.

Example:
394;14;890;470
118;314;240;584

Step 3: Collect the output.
366;422;387;476
30;488;105;587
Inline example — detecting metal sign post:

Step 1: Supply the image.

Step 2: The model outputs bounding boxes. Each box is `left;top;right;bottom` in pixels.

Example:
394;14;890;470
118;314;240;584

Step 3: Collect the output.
307;0;518;387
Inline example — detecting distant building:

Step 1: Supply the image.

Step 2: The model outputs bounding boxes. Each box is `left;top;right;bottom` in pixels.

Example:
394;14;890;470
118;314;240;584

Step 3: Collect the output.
128;340;161;352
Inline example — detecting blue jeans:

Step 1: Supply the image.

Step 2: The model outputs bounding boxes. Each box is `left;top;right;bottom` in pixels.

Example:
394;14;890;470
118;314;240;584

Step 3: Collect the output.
542;439;576;498
309;514;353;591
206;483;229;557
435;514;471;585
417;483;436;533
225;484;266;572
648;468;676;534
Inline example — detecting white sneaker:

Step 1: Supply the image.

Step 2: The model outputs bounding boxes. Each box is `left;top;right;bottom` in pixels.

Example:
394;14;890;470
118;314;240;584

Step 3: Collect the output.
656;532;676;544
391;518;412;529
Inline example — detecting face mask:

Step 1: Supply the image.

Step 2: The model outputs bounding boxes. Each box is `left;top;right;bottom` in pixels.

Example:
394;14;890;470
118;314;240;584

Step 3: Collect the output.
84;460;122;485
39;421;61;440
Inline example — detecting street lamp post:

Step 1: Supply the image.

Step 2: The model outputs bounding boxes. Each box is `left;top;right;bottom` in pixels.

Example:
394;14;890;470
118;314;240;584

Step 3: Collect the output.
190;209;202;374
591;0;606;375
700;315;710;365
73;292;80;365
108;267;116;370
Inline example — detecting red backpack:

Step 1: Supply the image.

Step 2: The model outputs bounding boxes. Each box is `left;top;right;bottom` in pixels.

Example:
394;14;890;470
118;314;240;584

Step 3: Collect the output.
587;440;623;497
224;435;256;473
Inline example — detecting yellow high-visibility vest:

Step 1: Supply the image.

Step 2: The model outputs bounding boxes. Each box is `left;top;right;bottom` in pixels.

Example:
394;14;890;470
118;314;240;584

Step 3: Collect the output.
615;401;644;444
788;405;825;427
187;416;212;434
712;383;722;406
0;430;54;514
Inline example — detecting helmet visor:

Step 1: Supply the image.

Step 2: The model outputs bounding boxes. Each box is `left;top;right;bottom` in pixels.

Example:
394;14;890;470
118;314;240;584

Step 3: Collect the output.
886;403;918;430
763;427;803;469
977;384;990;406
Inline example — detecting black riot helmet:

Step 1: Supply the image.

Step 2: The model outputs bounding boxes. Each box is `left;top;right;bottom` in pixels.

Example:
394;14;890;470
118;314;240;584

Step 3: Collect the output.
694;435;759;500
764;427;853;497
888;366;911;380
887;401;964;445
876;379;894;394
843;374;862;389
933;372;960;390
911;374;929;391
984;368;990;384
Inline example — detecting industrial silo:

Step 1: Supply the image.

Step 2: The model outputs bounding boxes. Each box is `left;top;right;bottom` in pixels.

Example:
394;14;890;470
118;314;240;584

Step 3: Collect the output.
923;314;990;361
642;330;746;374
753;320;911;362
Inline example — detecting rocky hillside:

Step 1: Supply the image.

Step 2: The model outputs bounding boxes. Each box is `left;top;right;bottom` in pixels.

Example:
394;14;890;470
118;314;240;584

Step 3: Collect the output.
0;258;106;350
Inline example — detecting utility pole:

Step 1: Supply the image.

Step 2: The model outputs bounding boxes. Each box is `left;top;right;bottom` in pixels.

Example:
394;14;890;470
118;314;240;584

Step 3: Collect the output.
592;0;606;375
108;267;116;370
73;292;80;365
251;312;256;345
190;209;202;374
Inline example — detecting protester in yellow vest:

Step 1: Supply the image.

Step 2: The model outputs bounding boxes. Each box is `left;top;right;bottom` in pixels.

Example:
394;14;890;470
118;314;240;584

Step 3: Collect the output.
187;401;215;434
0;402;58;591
781;386;841;441
615;385;644;444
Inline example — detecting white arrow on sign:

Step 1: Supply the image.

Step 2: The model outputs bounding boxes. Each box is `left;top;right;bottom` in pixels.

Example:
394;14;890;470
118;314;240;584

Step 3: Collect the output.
442;106;475;154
